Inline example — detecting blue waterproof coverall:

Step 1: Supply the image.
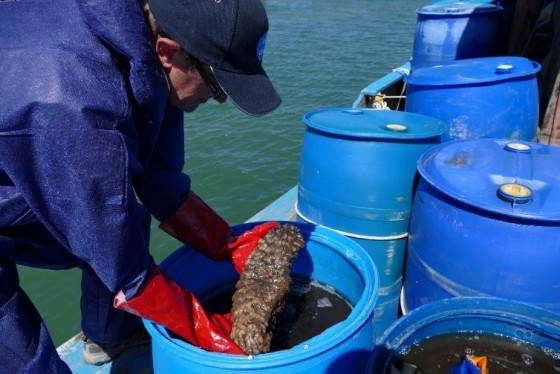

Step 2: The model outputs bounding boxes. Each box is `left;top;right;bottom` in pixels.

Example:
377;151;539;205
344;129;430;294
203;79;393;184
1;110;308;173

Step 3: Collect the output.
0;0;190;371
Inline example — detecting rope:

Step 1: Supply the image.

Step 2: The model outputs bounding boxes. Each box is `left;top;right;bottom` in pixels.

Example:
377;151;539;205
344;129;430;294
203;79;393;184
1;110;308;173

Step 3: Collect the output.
551;84;560;144
396;82;407;111
392;67;411;76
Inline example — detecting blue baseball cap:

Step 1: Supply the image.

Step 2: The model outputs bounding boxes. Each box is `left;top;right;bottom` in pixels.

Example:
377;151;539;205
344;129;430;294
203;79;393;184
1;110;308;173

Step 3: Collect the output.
149;0;281;116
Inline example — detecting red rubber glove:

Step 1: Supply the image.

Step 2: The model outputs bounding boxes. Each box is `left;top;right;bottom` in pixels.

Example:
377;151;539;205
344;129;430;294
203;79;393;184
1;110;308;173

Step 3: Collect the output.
114;266;244;354
159;190;279;273
229;220;279;273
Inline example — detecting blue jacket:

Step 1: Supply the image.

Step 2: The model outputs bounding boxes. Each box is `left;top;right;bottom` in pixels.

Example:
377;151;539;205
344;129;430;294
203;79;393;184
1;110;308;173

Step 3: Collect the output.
0;0;190;296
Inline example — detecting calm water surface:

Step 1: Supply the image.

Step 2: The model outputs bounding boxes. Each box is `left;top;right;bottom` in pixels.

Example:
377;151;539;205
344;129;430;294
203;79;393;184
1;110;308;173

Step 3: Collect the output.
19;0;426;346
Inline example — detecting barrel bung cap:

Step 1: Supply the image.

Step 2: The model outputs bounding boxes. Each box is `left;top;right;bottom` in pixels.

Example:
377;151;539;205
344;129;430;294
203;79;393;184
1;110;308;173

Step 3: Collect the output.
498;183;532;204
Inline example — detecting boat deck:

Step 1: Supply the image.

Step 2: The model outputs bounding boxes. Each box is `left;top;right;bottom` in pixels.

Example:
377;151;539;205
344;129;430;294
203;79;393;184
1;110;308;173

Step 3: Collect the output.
57;187;299;373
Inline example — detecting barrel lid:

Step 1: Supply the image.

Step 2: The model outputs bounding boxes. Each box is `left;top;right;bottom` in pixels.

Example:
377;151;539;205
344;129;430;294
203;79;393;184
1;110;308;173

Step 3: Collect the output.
418;139;560;221
303;108;446;140
417;2;501;16
405;56;541;86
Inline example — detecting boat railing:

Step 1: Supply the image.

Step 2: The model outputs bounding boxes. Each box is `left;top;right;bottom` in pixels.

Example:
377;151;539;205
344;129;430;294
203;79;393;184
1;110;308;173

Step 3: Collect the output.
352;61;411;110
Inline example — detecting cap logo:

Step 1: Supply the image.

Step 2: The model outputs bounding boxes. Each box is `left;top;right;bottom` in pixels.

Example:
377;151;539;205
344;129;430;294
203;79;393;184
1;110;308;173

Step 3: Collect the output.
256;32;268;61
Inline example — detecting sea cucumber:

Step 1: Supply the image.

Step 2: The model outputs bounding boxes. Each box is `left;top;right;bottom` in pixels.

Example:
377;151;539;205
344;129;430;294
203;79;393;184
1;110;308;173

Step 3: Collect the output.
230;224;305;355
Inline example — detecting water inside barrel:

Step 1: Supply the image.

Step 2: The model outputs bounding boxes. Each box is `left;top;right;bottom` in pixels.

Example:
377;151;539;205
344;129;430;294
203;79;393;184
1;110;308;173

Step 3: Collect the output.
391;332;560;374
199;276;352;352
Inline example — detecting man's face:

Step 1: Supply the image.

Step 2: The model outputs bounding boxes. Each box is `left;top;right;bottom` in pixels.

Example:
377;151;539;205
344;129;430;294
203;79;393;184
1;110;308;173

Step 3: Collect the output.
156;38;227;112
166;52;218;112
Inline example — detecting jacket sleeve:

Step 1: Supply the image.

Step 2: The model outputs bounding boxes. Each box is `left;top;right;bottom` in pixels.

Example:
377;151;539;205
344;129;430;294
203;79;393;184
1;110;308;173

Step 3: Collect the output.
133;104;192;223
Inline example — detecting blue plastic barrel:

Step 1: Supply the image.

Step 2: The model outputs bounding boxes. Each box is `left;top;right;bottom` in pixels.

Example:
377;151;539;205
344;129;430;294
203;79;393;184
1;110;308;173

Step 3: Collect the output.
405;56;541;142
144;222;379;373
412;2;503;69
403;139;560;315
296;108;445;336
369;297;560;373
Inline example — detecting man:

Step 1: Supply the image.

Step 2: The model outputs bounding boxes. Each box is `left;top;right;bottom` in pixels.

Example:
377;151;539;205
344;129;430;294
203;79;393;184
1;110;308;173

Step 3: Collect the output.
0;0;281;372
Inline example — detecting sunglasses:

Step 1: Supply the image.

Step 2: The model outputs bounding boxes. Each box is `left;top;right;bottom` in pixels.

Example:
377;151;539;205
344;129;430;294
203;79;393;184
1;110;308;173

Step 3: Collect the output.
187;53;227;102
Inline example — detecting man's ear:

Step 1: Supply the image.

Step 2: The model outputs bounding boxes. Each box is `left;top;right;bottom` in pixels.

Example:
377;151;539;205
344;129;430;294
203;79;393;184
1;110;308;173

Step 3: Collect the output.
155;37;181;69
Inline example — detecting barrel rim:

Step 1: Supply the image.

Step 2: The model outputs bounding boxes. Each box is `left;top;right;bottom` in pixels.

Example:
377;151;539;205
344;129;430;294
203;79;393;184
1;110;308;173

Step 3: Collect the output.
382;297;560;345
302;108;446;140
416;2;502;16
405;57;541;87
416;139;560;221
